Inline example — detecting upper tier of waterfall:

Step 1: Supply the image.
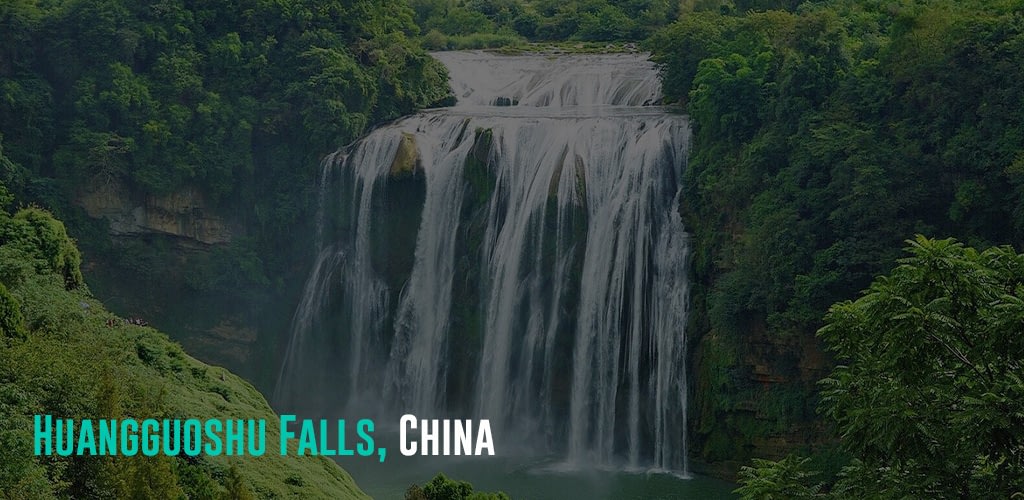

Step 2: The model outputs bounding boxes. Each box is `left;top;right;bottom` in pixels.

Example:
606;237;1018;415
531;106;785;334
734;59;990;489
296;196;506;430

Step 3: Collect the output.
431;50;664;107
275;50;692;474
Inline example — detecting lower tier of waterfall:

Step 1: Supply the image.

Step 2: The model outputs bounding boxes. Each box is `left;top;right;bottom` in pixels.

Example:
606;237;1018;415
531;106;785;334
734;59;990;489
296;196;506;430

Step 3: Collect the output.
275;106;692;472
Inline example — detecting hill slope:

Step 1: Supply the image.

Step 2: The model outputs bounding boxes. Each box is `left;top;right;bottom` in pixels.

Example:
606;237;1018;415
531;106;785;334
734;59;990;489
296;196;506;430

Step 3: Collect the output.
0;183;367;498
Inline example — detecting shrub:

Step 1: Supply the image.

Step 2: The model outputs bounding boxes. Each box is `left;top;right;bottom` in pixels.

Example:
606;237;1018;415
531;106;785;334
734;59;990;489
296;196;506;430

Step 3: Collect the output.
11;207;84;289
0;282;26;338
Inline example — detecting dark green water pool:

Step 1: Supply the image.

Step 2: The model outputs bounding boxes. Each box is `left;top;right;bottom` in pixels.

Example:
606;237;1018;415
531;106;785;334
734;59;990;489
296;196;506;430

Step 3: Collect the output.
343;455;736;500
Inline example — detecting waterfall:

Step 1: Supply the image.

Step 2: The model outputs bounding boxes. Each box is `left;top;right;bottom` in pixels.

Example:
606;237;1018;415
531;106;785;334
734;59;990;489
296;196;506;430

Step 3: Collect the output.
275;50;692;473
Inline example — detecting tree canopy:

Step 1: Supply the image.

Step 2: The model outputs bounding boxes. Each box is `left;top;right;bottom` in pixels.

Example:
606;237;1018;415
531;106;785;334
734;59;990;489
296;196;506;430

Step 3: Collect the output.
647;0;1024;468
0;1;454;387
0;0;451;269
737;236;1024;498
408;0;681;49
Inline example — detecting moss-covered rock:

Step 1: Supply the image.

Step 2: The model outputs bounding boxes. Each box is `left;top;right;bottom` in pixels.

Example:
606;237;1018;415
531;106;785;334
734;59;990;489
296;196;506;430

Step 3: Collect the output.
689;324;828;480
464;128;495;208
445;128;496;409
390;132;421;179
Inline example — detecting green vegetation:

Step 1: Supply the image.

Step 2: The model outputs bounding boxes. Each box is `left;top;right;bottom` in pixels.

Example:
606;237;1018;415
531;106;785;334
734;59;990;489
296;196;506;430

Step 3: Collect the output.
490;41;643;55
410;0;681;49
0;181;367;498
6;0;1023;494
648;0;1024;471
1;0;450;212
405;473;511;500
0;0;453;388
736;237;1024;498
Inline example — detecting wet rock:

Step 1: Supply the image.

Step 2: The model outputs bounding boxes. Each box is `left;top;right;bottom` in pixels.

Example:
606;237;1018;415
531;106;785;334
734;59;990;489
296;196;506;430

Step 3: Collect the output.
389;132;420;178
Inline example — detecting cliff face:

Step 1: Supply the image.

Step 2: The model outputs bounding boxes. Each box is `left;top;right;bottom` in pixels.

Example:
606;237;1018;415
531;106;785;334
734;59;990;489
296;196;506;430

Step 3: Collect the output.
77;180;236;246
688;311;833;479
0;202;368;499
73;181;273;385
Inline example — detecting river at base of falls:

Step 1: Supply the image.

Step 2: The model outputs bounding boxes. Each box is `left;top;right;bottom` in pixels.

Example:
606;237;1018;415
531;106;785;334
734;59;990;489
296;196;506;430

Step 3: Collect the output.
342;454;735;500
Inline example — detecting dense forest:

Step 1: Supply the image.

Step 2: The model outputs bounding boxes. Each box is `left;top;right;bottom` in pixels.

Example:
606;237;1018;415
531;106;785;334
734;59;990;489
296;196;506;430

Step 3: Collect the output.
2;0;1024;498
405;0;683;49
647;0;1024;496
0;0;456;388
652;0;1024;352
0;0;451;209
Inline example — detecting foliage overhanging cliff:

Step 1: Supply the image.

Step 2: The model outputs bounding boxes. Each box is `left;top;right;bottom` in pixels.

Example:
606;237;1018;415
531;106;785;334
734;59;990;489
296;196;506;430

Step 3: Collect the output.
1;0;451;204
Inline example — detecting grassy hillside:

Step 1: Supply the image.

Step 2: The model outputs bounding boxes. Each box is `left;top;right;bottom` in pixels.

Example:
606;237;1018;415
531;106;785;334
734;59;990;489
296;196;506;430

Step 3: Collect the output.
0;181;367;498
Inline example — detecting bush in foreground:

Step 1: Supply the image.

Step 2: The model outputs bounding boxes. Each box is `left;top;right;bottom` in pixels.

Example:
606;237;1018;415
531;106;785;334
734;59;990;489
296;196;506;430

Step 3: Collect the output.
405;473;511;500
737;237;1024;498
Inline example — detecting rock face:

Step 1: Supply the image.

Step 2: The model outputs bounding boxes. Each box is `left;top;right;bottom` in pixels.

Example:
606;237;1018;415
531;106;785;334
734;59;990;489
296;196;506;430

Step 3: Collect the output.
690;322;832;480
74;179;263;380
191;318;260;369
78;180;235;245
389;132;420;178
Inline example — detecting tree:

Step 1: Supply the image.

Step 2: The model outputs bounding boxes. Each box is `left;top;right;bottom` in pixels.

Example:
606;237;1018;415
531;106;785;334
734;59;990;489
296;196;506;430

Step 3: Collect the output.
734;456;821;500
0;282;25;338
645;12;738;104
126;455;183;500
405;473;510;500
737;236;1024;498
221;464;254;500
11;207;84;289
0;415;53;499
820;236;1024;496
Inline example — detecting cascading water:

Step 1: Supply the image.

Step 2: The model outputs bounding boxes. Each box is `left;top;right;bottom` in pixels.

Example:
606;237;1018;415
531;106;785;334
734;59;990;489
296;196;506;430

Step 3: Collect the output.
274;50;692;473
